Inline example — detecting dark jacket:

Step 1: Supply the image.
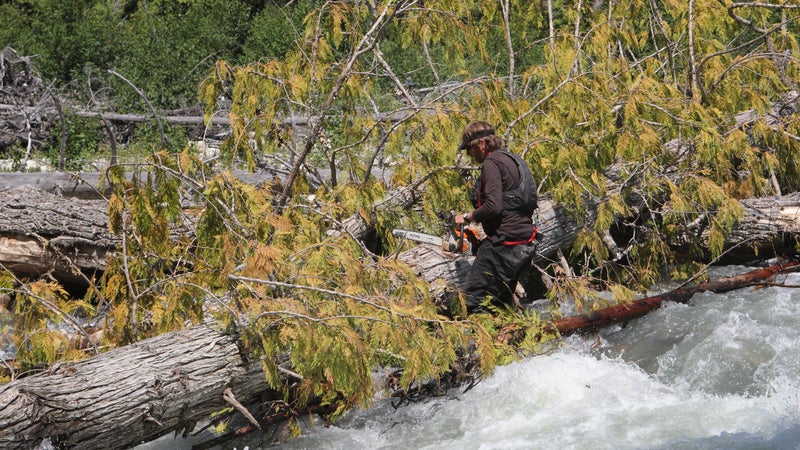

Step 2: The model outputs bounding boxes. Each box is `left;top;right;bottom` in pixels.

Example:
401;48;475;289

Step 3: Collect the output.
470;151;535;243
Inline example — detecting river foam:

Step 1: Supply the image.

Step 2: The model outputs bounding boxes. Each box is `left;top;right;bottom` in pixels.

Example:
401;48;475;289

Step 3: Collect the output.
142;266;800;449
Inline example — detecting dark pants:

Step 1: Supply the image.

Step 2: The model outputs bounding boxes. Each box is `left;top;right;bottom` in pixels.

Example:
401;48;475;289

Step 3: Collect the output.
463;240;537;313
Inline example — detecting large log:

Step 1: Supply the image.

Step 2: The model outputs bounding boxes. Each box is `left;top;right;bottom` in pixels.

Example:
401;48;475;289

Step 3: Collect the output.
1;182;799;291
0;323;270;450
396;192;800;287
0;185;116;285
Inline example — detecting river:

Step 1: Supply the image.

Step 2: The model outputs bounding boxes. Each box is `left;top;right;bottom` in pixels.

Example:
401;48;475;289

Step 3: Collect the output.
140;264;800;449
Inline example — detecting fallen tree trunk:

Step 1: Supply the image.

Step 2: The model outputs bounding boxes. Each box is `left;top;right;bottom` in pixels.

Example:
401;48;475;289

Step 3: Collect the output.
2;182;799;292
398;192;800;283
0;185;116;286
0;323;270;450
547;259;800;336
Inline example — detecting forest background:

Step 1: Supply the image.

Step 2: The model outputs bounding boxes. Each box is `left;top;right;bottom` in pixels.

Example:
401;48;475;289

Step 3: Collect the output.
1;0;800;441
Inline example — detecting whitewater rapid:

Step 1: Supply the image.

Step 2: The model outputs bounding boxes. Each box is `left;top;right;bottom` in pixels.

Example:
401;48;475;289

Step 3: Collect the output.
145;266;800;449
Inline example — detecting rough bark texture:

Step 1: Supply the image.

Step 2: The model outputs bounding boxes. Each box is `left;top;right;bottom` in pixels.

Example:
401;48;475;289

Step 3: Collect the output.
0;185;115;285
0;323;268;450
719;193;800;260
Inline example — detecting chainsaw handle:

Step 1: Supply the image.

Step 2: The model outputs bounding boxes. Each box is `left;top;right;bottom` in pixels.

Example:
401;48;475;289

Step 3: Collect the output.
457;223;465;253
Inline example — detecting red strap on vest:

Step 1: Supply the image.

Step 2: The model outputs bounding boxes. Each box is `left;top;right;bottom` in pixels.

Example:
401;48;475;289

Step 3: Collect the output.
500;227;537;246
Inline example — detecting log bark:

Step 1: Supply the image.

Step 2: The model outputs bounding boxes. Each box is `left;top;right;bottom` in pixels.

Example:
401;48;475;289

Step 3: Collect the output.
0;185;116;285
717;193;800;260
0;323;270;450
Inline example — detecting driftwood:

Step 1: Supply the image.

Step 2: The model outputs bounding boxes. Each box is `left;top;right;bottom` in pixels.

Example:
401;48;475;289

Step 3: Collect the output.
0;47;229;154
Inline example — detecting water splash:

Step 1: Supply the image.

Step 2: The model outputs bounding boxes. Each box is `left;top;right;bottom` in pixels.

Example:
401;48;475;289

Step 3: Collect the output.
144;267;800;449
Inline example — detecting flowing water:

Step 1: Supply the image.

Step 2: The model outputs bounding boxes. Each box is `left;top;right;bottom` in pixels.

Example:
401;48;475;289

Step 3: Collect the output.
137;265;800;449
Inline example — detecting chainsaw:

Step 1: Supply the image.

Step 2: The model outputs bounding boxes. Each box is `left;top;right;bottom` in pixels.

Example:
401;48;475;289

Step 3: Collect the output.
393;212;481;254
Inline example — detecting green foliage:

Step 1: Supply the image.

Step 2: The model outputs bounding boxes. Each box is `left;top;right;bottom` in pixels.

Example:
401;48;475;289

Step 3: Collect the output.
104;150;201;343
44;113;104;171
2;0;120;82
187;3;800;418
125;122;189;156
100;149;497;418
0;0;253;109
110;0;253;109
11;280;96;371
242;1;319;62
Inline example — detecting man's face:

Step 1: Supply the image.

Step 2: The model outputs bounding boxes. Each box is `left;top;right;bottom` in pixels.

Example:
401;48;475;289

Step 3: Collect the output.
464;139;486;162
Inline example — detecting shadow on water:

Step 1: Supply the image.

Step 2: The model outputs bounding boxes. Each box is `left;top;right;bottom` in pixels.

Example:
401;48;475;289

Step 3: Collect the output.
654;423;800;450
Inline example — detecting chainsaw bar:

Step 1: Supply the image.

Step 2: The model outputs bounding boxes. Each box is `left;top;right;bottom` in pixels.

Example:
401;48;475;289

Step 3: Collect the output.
392;229;443;246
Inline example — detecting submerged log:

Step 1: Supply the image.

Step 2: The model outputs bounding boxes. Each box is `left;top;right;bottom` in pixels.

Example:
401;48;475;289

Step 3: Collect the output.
548;259;800;336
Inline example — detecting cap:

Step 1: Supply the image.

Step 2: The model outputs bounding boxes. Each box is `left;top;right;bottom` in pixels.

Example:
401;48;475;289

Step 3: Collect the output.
458;122;495;150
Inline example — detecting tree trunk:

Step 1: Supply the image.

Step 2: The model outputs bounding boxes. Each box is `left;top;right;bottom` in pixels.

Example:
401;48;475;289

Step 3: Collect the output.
0;185;116;286
0;323;271;450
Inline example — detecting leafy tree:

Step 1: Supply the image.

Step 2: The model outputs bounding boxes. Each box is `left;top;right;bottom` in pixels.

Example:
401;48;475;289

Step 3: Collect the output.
111;0;253;109
242;1;321;62
44;113;104;171
0;0;119;83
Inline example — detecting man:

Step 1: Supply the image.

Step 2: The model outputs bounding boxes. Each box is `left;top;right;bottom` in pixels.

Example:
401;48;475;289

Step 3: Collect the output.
454;120;538;314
